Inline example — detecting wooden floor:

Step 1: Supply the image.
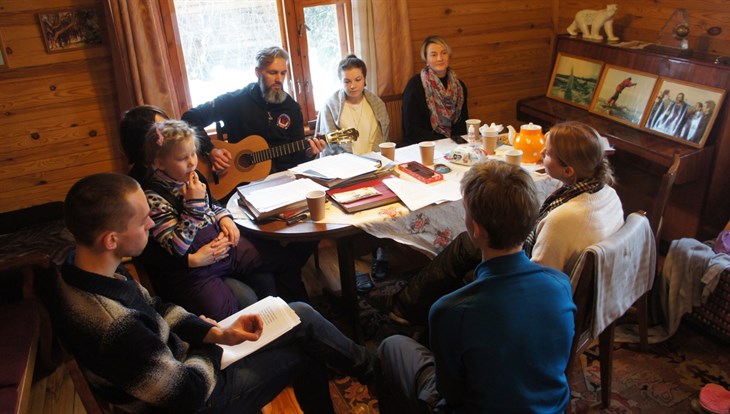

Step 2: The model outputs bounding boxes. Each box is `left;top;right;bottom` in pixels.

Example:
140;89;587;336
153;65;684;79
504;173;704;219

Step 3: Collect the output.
27;236;425;414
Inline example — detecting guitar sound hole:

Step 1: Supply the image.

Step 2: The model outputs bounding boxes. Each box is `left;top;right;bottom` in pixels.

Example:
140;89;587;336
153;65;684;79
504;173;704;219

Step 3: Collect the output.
237;154;254;169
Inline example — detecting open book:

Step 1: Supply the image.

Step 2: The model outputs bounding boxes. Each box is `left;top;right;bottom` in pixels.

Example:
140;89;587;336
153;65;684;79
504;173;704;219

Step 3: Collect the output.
237;175;327;221
217;296;301;369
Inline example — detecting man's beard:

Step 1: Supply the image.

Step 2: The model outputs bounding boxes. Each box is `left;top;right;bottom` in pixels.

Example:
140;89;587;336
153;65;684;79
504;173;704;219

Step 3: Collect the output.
260;78;287;104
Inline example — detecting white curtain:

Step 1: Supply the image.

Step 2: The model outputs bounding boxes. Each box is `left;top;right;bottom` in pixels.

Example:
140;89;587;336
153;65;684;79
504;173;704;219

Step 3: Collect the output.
352;0;378;94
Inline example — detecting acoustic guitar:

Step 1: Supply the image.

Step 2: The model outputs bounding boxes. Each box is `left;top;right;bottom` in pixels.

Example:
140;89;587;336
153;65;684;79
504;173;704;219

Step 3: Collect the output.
199;128;359;199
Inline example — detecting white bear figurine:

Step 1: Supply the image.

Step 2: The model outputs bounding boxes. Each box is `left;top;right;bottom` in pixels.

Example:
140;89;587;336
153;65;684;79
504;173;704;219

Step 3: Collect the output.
567;4;620;42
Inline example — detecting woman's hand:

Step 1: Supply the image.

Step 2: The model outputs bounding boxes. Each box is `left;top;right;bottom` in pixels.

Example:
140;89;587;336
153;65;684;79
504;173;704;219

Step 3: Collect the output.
182;171;207;201
188;233;232;267
219;216;240;245
203;314;264;345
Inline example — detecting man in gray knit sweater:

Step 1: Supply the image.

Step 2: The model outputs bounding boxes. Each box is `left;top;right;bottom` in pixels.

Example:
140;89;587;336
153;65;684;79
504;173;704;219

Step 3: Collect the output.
53;173;374;413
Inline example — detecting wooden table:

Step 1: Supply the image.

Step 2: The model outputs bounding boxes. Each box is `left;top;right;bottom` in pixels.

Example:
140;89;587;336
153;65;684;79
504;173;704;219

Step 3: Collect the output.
229;196;366;341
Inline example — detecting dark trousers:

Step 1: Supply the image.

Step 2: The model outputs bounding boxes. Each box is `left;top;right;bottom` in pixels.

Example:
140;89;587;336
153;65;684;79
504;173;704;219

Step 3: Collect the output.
393;231;480;326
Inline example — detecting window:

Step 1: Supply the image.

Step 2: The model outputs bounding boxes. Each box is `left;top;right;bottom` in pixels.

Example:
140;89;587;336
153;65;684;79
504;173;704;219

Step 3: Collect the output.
170;0;352;123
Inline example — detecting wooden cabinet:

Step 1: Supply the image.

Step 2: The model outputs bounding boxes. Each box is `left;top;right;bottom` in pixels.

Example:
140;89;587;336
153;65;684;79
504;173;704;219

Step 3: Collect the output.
518;35;730;244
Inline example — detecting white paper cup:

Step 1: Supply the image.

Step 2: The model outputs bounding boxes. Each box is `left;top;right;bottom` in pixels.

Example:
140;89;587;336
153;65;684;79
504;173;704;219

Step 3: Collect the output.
466;119;481;132
482;132;498;155
419;141;436;165
505;149;523;166
306;190;326;221
379;142;396;161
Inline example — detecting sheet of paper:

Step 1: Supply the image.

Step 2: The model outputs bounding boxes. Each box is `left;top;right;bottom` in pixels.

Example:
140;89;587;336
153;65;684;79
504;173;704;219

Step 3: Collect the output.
289;153;380;180
219;296;301;369
383;177;461;211
245;178;326;212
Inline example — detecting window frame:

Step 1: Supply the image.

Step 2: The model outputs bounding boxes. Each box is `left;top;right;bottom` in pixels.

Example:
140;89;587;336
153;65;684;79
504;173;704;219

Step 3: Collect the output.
161;0;353;126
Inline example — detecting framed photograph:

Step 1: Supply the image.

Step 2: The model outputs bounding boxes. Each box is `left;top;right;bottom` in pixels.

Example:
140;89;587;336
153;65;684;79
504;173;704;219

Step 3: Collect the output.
0;32;7;68
547;53;604;109
589;65;658;127
37;8;102;54
642;78;725;148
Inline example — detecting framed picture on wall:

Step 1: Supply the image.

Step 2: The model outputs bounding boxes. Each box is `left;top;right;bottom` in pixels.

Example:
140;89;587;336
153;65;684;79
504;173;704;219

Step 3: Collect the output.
589;65;658;128
547;53;604;109
37;8;102;54
642;78;725;148
0;32;7;68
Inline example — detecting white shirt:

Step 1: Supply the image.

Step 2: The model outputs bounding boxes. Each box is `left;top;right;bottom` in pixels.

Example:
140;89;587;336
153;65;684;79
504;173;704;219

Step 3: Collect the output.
341;99;378;155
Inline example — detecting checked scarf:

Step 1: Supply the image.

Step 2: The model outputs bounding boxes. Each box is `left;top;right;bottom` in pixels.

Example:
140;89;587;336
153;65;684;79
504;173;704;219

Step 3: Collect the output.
420;66;464;137
523;178;604;257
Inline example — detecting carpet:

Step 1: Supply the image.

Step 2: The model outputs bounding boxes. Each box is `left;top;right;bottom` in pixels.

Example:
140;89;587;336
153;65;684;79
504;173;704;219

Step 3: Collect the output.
315;277;729;414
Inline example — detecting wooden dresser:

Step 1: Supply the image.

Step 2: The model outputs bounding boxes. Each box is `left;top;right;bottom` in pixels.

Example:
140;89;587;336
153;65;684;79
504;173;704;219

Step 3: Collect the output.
518;35;730;244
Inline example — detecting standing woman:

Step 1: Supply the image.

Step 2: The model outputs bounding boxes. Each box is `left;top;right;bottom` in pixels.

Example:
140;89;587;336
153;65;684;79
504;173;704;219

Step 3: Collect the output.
315;54;390;155
403;35;469;145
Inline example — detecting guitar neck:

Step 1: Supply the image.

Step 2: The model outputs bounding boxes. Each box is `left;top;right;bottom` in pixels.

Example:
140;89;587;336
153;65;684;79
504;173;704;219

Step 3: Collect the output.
251;139;310;164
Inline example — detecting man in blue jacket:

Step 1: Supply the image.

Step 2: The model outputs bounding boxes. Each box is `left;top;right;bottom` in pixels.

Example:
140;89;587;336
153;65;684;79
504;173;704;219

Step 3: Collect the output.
377;160;576;413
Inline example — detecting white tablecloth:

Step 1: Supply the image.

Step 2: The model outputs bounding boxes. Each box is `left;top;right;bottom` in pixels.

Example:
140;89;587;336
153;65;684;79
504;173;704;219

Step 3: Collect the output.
228;139;561;258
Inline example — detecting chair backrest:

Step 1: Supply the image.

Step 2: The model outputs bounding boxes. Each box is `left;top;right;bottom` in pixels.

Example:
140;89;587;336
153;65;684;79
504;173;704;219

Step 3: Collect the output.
568;250;597;362
613;153;680;242
572;212;655;338
382;94;404;146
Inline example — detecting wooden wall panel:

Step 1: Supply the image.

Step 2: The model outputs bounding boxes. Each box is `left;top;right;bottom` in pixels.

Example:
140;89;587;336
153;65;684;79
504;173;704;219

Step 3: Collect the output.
406;0;555;128
557;1;730;56
0;0;123;214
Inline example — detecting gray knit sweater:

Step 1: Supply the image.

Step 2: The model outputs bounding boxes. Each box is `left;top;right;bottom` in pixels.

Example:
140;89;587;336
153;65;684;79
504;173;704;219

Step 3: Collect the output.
55;259;220;413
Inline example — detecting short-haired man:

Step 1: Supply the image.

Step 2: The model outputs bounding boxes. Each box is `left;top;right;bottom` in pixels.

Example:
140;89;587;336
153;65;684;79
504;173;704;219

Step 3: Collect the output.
377;160;576;413
54;173;373;413
183;46;325;173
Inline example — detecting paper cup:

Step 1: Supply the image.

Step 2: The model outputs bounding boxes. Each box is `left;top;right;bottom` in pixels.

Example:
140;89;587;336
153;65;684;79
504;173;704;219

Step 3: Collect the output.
466;119;481;132
482;132;498;155
306;190;326;221
419;141;436;165
379;142;396;161
505;149;523;166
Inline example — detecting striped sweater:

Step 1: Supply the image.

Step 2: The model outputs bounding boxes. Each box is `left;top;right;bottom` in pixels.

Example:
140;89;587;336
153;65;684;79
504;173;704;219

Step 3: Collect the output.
54;260;221;413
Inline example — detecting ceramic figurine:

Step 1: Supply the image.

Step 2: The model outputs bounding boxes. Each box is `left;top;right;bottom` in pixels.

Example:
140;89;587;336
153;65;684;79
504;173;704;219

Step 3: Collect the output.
567;4;620;42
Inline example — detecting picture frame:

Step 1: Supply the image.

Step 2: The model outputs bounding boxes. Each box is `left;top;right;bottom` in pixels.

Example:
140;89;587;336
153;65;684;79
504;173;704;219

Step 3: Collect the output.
589;65;658;128
0;32;7;69
37;8;102;54
547;53;604;109
642;78;725;148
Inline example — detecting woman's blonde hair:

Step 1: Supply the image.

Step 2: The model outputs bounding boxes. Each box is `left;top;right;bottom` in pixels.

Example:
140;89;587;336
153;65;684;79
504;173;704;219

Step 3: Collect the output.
420;35;451;62
548;121;614;185
144;119;199;167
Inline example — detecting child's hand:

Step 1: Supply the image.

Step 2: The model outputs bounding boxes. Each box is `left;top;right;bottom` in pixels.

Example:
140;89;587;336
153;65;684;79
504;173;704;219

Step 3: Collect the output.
188;235;232;267
182;171;207;200
219;217;240;245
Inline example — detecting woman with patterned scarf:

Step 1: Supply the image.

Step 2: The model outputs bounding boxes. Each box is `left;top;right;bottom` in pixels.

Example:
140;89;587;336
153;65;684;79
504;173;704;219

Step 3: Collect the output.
524;121;624;274
402;35;469;145
389;121;625;326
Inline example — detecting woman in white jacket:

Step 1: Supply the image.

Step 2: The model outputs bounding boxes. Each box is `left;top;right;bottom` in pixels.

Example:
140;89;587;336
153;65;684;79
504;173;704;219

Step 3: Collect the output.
315;55;390;155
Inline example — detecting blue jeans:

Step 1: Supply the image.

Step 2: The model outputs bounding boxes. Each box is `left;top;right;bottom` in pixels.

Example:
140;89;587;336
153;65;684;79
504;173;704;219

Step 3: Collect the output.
202;302;373;413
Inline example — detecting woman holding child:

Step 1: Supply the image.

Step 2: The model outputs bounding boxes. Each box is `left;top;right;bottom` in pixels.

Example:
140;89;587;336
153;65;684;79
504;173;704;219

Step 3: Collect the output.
402;35;469;145
139;120;311;320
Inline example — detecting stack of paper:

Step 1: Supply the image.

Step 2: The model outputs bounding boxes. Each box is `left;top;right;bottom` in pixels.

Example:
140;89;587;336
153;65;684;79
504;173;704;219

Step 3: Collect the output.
290;153;386;187
383;177;462;211
237;177;327;220
218;296;301;369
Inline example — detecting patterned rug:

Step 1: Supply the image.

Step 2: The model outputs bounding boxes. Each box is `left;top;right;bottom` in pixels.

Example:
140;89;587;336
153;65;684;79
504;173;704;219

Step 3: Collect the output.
314;276;730;414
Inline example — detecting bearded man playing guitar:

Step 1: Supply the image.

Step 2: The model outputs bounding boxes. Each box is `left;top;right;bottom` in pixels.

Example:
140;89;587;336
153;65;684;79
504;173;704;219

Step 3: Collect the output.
183;46;326;179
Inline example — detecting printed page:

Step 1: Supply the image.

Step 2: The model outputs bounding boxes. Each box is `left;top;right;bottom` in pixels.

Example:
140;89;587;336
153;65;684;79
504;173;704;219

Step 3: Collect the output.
218;296;301;369
289;153;380;179
244;178;327;213
383;177;461;211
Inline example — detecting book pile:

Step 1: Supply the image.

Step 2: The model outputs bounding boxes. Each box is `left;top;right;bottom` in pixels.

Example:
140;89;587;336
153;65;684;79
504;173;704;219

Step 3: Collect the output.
236;174;327;221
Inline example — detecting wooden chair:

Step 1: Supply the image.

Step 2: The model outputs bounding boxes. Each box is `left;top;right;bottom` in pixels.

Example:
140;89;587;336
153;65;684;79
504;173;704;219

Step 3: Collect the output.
566;212;656;410
382;94;404;146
